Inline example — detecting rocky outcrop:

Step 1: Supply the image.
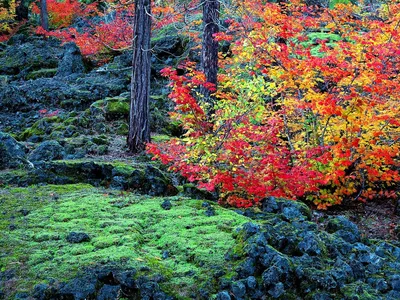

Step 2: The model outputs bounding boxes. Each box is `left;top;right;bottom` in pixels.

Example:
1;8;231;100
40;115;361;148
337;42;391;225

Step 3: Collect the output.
56;42;85;77
28;140;65;162
0;160;178;196
0;75;128;113
0;131;27;169
0;35;61;79
29;268;173;300
217;197;400;299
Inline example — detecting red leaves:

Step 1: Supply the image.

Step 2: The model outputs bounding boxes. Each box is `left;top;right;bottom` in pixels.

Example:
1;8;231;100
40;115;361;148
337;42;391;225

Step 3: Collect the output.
149;1;400;209
32;0;83;28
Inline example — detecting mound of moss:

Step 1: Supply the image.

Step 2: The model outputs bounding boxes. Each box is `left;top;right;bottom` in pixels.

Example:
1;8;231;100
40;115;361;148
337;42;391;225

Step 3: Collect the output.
0;184;250;298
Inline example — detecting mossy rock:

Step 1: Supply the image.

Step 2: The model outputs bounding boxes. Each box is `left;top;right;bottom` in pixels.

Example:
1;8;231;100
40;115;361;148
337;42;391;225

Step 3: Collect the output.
91;135;109;146
26;68;57;80
0;75;9;85
116;122;129;135
90;96;130;121
18;116;63;141
5;160;178;196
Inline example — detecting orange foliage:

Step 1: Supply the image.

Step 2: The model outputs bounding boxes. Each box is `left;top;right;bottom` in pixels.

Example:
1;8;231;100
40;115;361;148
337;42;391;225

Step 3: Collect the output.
32;0;86;28
149;1;400;209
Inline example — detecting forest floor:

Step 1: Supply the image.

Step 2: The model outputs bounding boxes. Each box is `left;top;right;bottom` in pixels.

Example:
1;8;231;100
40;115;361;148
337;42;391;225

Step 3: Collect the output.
314;198;399;240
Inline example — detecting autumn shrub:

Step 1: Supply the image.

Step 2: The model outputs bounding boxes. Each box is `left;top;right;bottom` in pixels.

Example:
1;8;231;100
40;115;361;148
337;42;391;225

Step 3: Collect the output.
0;0;17;41
31;0;86;28
148;1;400;209
36;13;133;60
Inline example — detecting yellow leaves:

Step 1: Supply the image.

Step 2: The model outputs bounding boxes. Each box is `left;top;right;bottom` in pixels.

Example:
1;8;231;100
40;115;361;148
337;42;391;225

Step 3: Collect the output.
325;22;336;30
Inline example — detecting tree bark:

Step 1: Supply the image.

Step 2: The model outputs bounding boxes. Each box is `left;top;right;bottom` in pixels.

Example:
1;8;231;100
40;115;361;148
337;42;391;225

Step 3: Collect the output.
40;0;49;31
201;0;219;107
127;0;152;153
15;0;29;21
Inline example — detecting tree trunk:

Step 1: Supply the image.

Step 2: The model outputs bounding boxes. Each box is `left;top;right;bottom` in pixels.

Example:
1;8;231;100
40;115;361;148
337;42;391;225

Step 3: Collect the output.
201;0;220;107
15;0;29;21
127;0;152;153
40;0;49;31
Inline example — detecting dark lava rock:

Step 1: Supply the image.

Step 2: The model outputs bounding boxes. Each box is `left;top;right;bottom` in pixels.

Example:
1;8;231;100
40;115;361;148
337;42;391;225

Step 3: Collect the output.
137;278;171;299
367;277;389;292
390;274;400;291
216;291;231;300
115;270;137;290
242;222;260;238
182;183;216;200
97;270;117;285
268;282;285;298
246;276;257;290
144;165;178;196
298;231;326;256
28;140;65;162
66;232;91;243
161;199;172;210
0;74;127;113
14;292;30;299
32;283;50;300
222;205;400;299
0;36;61;78
262;196;311;221
231;281;246;298
236;258;256;278
262;196;279;213
395;199;400;216
394;225;400;239
97;284;121;300
56;42;85;77
326;216;361;244
205;206;216;217
0;131;27;169
19;209;30;216
262;255;292;288
162;251;169;259
310;292;332;300
58;276;97;299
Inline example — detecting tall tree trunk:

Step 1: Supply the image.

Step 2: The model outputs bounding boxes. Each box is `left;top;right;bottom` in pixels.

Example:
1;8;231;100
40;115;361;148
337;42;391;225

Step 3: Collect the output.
15;0;29;21
127;0;152;153
40;0;49;31
201;0;219;107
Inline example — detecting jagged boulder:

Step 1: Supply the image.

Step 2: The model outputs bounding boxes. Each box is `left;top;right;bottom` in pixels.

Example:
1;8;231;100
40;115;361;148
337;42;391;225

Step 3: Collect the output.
222;200;400;299
0;36;61;78
28;140;65;162
56;42;85;77
0;131;27;169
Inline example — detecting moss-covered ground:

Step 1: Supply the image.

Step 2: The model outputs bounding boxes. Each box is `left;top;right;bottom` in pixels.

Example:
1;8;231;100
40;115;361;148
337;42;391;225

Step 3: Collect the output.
0;184;250;298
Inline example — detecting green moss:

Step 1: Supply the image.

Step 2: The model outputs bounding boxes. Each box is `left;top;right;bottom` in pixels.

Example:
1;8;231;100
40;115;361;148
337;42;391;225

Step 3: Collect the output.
17;116;63;140
26;68;57;80
0;186;250;297
105;100;129;115
18;126;45;141
152;134;171;143
116;122;129;135
90;96;130;120
340;282;381;299
91;136;109;145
